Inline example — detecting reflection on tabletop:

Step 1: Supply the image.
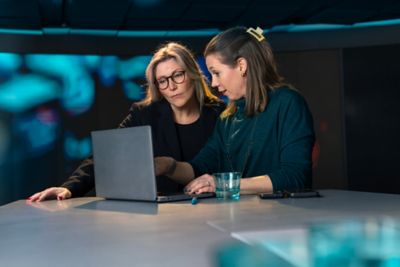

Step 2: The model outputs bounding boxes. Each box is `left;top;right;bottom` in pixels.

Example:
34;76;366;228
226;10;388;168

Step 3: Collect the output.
25;197;98;212
75;199;159;215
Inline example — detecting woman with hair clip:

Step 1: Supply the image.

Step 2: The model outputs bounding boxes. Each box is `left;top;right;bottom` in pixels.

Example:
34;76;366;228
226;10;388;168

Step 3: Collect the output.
155;27;315;195
29;42;224;201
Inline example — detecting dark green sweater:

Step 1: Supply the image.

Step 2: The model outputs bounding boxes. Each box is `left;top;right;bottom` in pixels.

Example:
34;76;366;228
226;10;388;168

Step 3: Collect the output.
190;87;315;191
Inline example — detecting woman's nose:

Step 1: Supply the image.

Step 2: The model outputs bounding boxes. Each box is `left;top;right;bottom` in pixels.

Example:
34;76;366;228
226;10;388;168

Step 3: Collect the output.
211;78;218;88
169;79;178;90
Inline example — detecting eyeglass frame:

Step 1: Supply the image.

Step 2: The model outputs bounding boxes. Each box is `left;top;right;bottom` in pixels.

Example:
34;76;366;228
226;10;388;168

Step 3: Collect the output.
155;70;186;90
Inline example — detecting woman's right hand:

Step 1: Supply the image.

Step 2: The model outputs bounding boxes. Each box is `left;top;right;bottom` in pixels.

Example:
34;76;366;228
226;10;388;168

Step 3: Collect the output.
184;174;215;195
28;187;72;202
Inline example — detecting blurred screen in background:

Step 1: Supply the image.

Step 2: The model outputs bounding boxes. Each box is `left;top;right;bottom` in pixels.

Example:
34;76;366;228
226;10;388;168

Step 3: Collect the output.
0;53;152;205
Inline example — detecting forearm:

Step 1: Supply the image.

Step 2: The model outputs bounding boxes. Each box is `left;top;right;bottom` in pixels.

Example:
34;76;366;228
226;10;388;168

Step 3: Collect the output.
167;161;195;185
240;175;273;194
61;157;95;197
155;157;195;185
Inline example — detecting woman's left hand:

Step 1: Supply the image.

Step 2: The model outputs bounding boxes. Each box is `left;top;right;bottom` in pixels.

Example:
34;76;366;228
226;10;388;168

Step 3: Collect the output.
184;174;215;195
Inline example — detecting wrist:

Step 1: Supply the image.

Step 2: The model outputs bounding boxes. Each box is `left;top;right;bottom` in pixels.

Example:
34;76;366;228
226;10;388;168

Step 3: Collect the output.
165;158;177;177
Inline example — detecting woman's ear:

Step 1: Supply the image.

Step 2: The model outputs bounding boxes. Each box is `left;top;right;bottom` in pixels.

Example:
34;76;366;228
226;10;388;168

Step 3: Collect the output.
237;57;248;77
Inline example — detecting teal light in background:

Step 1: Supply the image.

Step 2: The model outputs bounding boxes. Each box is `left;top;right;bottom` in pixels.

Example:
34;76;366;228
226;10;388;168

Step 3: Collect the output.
164;29;220;37
0;53;151;114
42;27;69;35
119;55;151;100
69;29;117;36
0;53;23;75
98;56;119;87
123;81;144;100
83;55;102;70
353;18;400;27
0;74;60;113
14;108;59;157
26;55;95;115
61;72;95;115
2;17;400;37
116;31;167;37
268;18;400;33
0;28;219;37
119;55;151;79
26;55;82;76
269;24;348;33
0;29;41;35
117;29;219;37
64;132;91;160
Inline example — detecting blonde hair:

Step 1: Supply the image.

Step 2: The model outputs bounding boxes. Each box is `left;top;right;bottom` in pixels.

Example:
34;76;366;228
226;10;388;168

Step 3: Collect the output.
204;27;287;117
137;42;220;109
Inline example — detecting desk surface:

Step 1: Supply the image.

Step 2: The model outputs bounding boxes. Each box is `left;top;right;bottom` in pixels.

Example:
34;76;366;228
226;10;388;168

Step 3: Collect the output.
1;190;400;267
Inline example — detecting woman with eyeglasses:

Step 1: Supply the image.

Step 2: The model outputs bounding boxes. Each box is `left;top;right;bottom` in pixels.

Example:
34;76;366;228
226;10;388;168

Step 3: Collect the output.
29;42;224;201
155;27;315;195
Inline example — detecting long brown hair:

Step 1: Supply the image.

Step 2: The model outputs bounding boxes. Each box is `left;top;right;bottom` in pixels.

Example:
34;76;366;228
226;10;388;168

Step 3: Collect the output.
204;26;287;117
137;42;220;110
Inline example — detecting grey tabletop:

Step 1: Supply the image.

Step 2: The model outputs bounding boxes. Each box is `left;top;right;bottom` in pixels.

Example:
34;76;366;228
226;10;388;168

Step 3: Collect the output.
1;190;400;266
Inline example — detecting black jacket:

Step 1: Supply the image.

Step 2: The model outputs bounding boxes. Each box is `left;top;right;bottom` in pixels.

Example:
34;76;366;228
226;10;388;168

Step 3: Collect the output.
61;99;225;197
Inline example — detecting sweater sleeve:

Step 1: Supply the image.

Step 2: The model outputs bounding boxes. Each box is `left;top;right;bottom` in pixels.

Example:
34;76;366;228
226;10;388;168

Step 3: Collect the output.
61;103;141;197
60;157;96;197
267;91;315;191
190;119;223;177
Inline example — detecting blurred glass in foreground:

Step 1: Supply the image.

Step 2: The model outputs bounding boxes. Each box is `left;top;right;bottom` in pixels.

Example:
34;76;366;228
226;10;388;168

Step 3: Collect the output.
309;218;400;267
218;218;400;267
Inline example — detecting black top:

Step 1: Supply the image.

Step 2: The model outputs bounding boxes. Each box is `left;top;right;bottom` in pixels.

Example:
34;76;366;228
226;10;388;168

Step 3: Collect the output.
61;99;225;197
175;119;205;162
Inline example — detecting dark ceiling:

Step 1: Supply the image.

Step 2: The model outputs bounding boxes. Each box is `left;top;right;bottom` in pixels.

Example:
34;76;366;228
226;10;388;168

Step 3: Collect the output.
1;0;400;32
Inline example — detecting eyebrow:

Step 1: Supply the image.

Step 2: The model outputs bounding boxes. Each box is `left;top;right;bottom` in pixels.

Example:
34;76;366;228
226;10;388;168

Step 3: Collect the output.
209;67;219;73
156;69;183;80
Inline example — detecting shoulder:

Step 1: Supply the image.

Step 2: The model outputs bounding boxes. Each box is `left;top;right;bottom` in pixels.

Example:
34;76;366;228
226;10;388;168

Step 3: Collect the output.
198;101;226;126
203;100;226;115
270;86;302;99
269;86;307;106
130;100;170;121
132;99;169;113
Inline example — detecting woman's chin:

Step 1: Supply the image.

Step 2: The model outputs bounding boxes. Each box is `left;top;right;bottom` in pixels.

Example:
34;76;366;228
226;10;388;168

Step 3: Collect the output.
169;99;193;109
228;93;246;101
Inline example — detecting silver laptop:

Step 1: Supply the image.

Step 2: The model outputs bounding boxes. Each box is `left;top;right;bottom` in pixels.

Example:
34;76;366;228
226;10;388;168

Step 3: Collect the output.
91;125;213;203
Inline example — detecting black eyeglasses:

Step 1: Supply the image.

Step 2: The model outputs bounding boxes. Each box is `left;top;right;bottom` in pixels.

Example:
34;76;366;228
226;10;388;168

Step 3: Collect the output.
155;70;186;90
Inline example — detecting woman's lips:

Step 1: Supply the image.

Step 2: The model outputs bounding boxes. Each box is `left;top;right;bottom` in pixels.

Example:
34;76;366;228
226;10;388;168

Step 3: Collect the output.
218;90;227;96
171;93;182;99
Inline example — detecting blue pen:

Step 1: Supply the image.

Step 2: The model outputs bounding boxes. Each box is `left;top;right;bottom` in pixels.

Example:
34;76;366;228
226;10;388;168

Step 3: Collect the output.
184;187;197;205
191;196;198;205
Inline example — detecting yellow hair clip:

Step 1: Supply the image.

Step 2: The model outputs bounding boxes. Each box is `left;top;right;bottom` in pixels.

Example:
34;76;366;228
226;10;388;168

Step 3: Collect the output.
246;27;265;42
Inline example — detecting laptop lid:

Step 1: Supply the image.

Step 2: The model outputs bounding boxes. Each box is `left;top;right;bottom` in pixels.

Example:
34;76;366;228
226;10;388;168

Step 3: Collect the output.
91;126;214;203
92;126;158;201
